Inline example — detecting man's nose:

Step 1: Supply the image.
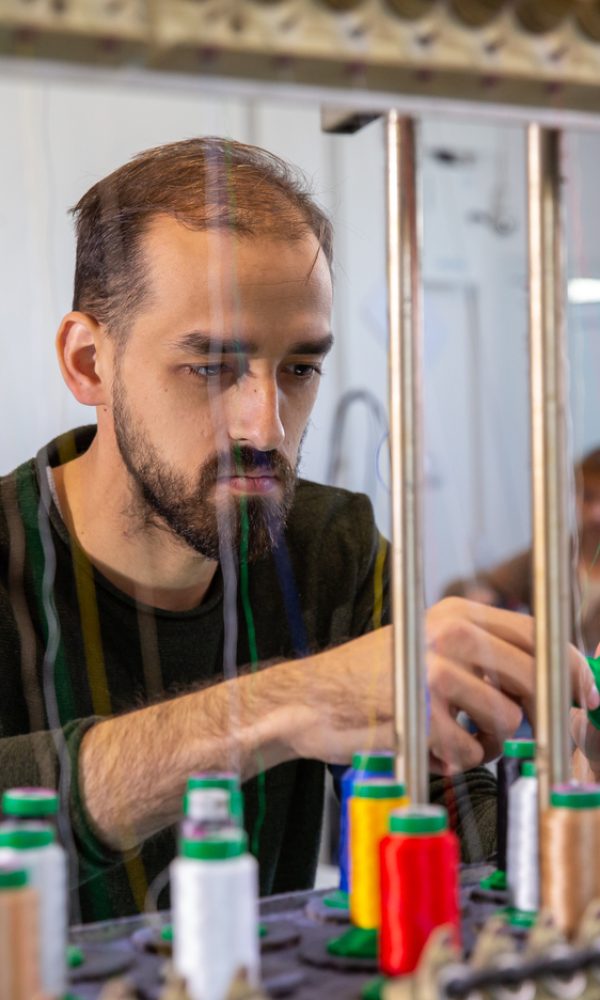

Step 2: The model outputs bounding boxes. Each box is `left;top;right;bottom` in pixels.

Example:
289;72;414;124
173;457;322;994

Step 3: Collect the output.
228;375;285;453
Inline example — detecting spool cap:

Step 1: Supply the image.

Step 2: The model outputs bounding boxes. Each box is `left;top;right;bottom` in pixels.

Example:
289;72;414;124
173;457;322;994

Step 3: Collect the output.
521;762;537;778
550;785;600;809
351;751;394;774
353;779;405;799
503;738;536;759
389;805;448;834
0;864;28;889
181;830;247;860
0;824;55;849
2;788;59;818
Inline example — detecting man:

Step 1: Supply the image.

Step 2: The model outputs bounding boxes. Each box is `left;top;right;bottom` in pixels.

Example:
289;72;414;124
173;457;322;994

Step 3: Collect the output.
1;137;598;923
443;449;600;653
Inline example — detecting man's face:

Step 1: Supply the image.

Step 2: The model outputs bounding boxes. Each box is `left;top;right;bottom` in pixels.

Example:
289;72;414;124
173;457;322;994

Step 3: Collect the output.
108;217;333;561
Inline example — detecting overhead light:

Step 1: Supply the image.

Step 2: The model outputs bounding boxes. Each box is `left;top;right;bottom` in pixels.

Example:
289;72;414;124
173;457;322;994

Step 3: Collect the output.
568;278;600;304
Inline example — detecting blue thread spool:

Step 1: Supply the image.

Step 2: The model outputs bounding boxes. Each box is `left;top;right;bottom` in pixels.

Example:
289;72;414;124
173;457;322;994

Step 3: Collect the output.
339;751;394;894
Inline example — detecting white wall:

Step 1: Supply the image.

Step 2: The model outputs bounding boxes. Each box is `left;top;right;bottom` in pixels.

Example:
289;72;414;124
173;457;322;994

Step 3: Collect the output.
1;59;599;602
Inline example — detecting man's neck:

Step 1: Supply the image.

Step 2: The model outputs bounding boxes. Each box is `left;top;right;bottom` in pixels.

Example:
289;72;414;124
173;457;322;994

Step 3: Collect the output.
51;439;218;612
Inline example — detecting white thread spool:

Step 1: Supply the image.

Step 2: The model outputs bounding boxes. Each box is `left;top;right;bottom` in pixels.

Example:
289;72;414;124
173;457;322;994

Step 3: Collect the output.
0;823;67;998
507;761;539;913
171;829;259;1000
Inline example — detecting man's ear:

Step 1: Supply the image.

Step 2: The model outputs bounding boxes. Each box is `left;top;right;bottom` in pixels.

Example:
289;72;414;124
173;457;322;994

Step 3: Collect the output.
56;312;111;406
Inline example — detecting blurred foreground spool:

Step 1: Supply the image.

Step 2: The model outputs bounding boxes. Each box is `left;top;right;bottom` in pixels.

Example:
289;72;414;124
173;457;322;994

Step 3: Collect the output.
0;863;42;1000
516;0;572;33
450;0;507;27
349;779;407;931
171;829;259;1000
379;805;460;975
541;785;600;936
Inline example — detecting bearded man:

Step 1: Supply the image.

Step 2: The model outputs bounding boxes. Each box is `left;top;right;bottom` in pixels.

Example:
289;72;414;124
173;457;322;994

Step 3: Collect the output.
1;137;598;922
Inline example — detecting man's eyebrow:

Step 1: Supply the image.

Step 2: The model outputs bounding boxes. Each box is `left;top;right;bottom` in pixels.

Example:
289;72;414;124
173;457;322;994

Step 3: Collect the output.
169;331;334;356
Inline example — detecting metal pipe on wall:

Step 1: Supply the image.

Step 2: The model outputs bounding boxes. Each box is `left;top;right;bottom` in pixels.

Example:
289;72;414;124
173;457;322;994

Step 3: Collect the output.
527;124;571;811
386;111;428;805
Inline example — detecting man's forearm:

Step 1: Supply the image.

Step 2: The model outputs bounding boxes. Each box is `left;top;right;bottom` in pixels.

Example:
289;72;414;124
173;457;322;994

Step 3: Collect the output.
79;662;303;851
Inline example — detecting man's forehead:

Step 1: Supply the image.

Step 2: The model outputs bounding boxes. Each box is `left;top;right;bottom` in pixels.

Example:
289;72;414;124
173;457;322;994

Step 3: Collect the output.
142;214;328;288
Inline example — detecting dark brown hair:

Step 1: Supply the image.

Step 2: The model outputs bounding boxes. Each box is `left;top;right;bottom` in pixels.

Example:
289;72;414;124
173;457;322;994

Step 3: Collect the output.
70;137;333;341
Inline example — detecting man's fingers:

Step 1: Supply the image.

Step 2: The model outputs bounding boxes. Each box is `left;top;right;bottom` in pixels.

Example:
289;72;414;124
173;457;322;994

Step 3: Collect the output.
429;597;600;713
428;704;485;774
428;615;535;703
429;656;523;738
429;597;536;652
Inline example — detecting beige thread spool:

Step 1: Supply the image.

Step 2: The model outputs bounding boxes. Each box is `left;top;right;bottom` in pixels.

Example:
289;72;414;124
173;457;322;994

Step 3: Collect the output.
541;785;600;937
0;863;43;1000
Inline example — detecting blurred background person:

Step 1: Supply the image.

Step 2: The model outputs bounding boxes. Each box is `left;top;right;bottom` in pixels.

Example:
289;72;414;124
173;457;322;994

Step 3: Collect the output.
443;447;600;655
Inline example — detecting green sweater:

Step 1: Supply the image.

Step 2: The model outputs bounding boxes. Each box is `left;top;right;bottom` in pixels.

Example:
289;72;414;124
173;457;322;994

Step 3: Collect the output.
0;427;496;923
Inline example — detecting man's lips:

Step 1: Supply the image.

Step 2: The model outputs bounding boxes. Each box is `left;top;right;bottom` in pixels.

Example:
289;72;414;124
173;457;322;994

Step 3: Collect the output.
216;473;280;495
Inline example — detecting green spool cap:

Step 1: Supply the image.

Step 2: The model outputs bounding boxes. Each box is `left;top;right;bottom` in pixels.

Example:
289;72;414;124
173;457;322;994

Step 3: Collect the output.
181;830;247;860
503;738;536;759
2;788;59;818
353;779;405;800
0;866;28;889
389;805;448;834
521;762;537;778
351;751;394;774
187;772;240;792
550;785;600;809
0;825;54;850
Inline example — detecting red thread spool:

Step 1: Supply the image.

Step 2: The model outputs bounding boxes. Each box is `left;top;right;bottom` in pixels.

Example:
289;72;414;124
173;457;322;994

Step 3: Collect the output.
379;805;460;975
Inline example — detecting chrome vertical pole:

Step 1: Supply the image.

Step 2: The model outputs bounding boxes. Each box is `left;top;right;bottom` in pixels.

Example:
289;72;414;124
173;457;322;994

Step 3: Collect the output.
386;112;428;804
527;124;571;810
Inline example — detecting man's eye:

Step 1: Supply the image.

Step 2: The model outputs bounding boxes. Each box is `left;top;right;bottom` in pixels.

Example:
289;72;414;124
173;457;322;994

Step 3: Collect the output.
287;363;322;379
187;363;231;378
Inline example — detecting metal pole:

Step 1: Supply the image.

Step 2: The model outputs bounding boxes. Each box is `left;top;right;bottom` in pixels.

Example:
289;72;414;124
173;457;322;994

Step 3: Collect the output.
386;111;428;805
527;124;571;811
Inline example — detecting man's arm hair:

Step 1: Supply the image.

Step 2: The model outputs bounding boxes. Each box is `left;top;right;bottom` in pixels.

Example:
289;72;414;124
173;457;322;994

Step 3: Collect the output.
79;629;395;852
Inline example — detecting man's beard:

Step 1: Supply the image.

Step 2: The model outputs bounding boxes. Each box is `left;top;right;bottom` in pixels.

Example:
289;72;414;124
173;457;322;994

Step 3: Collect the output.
112;377;298;562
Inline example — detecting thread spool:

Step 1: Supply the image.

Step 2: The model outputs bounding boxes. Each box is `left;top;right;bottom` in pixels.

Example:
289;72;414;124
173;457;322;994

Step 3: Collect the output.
576;1;600;42
171;829;259;1000
338;751;395;895
384;0;437;19
349;779;407;931
2;788;59;825
0;822;67;997
0;863;42;1000
496;738;536;879
541;785;600;937
379;805;460;975
507;762;539;914
450;0;507;28
186;773;244;824
515;0;572;33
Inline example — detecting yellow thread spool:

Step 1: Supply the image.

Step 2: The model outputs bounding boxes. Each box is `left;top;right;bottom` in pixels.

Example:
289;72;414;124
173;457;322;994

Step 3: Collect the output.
349;779;407;930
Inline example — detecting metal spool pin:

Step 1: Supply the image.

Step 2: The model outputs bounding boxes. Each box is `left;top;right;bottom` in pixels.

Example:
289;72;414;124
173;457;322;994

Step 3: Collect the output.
386;112;428;804
322;107;428;803
527;124;571;825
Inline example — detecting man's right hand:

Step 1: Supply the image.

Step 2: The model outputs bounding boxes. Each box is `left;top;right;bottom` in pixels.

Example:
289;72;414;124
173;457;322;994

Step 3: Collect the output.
282;597;600;774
